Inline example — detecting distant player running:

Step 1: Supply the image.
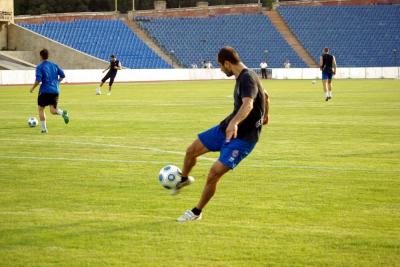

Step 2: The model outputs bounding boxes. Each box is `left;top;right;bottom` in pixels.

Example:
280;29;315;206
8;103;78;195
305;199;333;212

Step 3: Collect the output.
30;49;69;133
320;47;337;101
96;54;122;96
175;47;270;222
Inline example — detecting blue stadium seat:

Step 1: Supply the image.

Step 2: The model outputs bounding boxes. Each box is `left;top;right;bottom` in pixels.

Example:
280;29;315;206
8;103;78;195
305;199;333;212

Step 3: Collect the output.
277;5;400;67
135;14;307;68
19;19;171;69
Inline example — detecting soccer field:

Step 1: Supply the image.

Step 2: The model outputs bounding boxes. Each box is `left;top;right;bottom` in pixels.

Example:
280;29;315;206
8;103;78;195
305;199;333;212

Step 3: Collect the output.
0;79;399;266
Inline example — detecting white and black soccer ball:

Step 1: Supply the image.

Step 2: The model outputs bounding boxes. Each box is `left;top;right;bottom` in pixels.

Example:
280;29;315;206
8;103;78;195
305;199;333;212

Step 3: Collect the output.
27;117;38;127
158;165;182;190
312;80;316;85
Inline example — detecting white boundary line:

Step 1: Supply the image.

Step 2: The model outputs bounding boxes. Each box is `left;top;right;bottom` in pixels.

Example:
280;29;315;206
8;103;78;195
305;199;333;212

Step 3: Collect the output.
0;138;398;173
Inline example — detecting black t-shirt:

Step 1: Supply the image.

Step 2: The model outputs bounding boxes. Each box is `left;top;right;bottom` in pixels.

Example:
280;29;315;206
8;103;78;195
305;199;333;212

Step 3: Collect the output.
109;60;121;74
322;54;333;73
220;69;266;143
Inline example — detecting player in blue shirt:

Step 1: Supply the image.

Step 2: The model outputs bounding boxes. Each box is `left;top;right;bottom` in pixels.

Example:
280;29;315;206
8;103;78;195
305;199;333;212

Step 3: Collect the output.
30;49;69;133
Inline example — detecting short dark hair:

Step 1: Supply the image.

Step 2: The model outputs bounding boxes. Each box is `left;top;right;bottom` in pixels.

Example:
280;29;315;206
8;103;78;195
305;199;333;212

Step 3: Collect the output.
218;46;241;65
110;54;116;58
323;47;330;53
40;49;49;60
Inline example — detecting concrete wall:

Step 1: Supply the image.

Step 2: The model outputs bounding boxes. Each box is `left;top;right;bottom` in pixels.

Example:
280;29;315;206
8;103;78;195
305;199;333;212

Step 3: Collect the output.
128;4;262;19
0;23;7;50
7;23;108;69
14;12;118;24
1;67;399;85
0;51;36;64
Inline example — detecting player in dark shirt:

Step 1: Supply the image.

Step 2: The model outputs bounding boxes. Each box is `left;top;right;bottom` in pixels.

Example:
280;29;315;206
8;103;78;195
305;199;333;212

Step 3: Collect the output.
176;46;270;222
319;47;337;101
96;54;122;96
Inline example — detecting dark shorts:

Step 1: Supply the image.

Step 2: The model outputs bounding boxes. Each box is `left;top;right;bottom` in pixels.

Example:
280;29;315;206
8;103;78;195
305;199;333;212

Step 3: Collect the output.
38;93;59;107
322;71;333;80
101;71;117;86
198;125;256;169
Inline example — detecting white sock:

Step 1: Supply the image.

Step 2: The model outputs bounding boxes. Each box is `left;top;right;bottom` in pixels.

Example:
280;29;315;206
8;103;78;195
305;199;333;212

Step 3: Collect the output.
56;109;63;115
328;91;332;97
41;120;46;130
325;91;329;97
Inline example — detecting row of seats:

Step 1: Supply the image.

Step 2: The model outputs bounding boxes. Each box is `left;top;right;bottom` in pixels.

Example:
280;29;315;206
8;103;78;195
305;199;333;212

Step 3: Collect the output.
19;20;171;69
277;5;400;67
135;14;307;68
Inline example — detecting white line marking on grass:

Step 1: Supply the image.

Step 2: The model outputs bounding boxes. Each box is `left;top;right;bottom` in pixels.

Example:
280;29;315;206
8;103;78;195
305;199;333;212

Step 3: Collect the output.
0;155;168;165
1;138;398;173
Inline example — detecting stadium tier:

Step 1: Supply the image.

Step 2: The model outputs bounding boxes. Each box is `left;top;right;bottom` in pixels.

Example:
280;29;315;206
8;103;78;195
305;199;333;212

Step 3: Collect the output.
135;14;307;68
277;5;400;67
19;20;171;69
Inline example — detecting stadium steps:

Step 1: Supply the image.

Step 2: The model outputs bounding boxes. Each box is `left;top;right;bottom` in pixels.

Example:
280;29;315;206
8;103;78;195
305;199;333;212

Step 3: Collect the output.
265;10;318;68
0;51;36;70
123;19;183;68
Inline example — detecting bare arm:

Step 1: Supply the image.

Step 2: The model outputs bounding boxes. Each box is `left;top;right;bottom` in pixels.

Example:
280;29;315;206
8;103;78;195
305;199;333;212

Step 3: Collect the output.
319;56;323;70
30;81;40;93
225;97;254;143
115;62;122;70
333;56;337;74
103;66;110;73
263;90;270;125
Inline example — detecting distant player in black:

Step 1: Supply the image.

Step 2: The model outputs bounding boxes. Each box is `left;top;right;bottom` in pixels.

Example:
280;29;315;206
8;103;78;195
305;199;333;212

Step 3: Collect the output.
175;46;270;222
320;47;337;101
96;54;122;96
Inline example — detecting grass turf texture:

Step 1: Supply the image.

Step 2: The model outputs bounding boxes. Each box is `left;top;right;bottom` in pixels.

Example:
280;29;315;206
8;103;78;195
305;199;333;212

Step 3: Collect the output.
0;79;399;266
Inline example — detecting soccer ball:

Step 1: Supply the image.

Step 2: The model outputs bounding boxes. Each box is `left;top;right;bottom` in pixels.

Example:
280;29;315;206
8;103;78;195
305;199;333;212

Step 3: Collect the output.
312;80;316;84
27;117;38;127
158;165;182;189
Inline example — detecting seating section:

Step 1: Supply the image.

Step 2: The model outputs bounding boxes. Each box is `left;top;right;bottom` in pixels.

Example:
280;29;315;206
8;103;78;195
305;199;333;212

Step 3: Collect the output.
278;5;400;67
19;20;171;69
135;14;307;68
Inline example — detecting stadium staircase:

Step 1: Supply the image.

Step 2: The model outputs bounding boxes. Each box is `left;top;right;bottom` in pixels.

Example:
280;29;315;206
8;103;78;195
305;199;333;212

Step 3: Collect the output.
265;10;318;68
123;18;182;68
135;14;308;68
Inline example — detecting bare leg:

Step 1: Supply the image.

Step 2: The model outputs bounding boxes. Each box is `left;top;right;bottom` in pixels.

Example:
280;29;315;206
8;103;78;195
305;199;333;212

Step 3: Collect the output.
195;160;230;210
327;79;332;96
49;105;58;115
38;106;46;121
322;79;328;96
182;139;209;177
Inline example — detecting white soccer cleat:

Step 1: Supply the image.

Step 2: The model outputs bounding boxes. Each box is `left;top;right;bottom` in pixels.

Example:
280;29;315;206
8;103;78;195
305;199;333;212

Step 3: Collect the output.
170;176;195;195
96;88;101;95
177;210;202;222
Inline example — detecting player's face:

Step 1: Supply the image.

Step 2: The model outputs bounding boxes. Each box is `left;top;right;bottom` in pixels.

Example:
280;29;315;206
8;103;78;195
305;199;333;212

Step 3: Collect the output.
111;57;116;62
219;61;233;77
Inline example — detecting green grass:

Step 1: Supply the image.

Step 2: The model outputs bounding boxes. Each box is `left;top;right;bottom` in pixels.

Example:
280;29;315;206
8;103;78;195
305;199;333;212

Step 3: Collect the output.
0;79;399;266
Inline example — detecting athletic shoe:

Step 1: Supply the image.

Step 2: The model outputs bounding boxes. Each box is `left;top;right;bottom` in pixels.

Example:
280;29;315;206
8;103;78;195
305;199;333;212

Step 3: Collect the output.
177;210;202;222
170;176;195;195
325;97;329;101
62;110;69;124
96;88;101;95
41;128;48;134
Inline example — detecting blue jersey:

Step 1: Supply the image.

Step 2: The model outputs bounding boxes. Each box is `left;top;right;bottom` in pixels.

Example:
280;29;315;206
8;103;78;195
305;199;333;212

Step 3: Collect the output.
36;60;65;94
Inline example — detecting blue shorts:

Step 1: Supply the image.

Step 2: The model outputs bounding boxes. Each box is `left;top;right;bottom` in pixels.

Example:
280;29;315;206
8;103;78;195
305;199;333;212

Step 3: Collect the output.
322;71;333;80
198;125;256;169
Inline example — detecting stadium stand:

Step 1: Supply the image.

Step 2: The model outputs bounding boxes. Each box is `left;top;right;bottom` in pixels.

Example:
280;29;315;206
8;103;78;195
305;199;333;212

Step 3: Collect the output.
19;19;171;69
135;14;308;68
277;5;400;67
